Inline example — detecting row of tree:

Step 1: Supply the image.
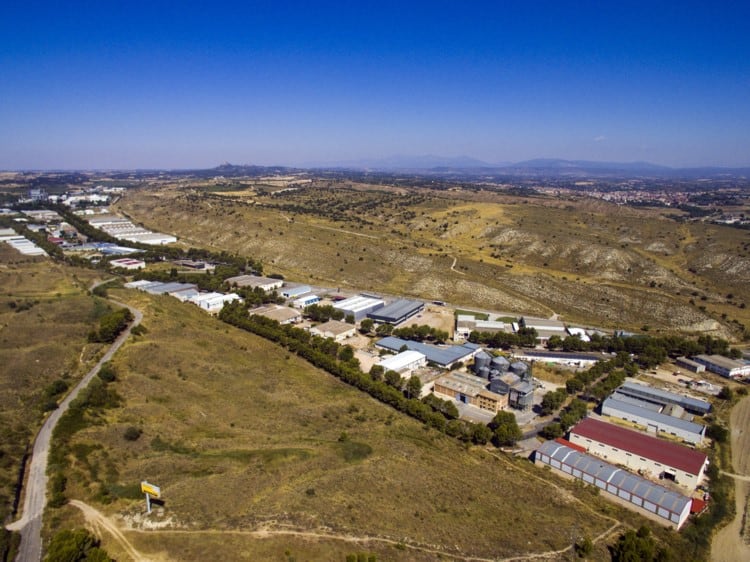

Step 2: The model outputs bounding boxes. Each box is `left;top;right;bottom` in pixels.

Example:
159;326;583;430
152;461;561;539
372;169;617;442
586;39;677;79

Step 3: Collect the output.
219;303;508;446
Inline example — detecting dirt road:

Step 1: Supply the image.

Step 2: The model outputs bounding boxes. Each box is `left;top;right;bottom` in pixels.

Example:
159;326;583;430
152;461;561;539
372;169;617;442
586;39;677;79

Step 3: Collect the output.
6;295;142;562
70;501;150;562
711;394;750;561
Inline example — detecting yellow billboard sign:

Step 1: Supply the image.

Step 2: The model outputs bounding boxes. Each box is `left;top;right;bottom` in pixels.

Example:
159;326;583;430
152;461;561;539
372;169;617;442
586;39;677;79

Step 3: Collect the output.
140;481;161;498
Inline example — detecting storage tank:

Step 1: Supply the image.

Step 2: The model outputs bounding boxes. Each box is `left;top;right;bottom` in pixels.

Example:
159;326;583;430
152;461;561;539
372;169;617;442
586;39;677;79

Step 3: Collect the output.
510;361;528;375
490;375;510;395
477;366;490;380
473;351;492;374
491;356;510;372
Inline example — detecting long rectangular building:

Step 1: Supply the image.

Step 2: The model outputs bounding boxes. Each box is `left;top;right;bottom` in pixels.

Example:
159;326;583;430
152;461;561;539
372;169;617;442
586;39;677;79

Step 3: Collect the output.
334;295;385;321
693;354;750;379
601;397;706;445
569;418;709;490
376;337;478;368
616;380;711;416
367;299;424;324
535;441;692;529
433;372;507;413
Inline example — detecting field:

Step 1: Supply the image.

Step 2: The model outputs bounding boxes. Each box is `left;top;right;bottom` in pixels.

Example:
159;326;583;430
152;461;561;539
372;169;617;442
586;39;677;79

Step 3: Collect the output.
0;246;103;554
48;289;654;561
116;182;750;338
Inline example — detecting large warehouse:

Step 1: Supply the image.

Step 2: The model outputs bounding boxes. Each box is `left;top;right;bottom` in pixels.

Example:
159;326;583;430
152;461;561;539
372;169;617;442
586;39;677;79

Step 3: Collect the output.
333;295;385;320
367;299;424;324
535;441;692;529
568;418;709;490
693;354;750;379
614;381;711;416
376;337;479;368
378;350;427;374
601;397;706;445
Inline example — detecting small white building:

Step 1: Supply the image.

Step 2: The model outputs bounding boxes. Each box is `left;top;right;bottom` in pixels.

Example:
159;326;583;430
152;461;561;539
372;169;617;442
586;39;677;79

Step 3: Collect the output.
377;350;427;374
293;294;321;309
109;258;145;270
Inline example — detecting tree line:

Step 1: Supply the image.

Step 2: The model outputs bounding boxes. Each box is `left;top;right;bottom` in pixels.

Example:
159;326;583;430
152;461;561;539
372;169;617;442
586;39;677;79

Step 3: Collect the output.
219;303;521;446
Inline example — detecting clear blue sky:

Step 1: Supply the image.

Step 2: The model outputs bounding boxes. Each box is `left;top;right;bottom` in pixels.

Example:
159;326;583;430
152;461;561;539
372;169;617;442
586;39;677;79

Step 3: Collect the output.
1;1;748;169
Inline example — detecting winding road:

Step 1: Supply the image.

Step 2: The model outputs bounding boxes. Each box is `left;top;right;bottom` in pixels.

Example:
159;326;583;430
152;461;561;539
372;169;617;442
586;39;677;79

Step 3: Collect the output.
5;290;141;562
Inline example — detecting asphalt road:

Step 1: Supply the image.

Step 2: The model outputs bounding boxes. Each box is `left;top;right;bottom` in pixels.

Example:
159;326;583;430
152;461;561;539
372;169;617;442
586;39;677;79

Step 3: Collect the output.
6;296;141;562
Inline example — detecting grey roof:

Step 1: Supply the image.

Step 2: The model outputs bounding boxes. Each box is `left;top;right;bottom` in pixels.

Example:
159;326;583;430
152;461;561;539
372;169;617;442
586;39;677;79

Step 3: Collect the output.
142;282;197;295
602;397;706;436
536;441;691;516
513;381;534;394
367;299;424;322
376;337;476;366
610;392;664;412
619;380;711;414
519;350;602;362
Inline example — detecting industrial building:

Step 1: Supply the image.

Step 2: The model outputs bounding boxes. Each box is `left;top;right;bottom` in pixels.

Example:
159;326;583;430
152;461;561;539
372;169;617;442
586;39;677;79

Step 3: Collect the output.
693;354;750;379
292;294;321;309
333;295;385;321
433;372;507;413
513;350;601;368
568;418;709;490
601;397;706;445
0;231;48;256
109;258;145;270
310;320;356;342
376;337;479;368
249;305;302;325
614;381;711;416
377;350;427;374
455;315;510;338
281;284;312;299
188;292;241;313
534;441;692;529
367;299;424;324
519;316;566;332
88;215;177;245
140;282;198;295
224;275;284;292
675;357;706;373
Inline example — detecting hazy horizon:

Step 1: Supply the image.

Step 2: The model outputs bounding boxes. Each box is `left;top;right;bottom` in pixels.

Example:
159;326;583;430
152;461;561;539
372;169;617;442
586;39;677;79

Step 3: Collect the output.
2;1;749;170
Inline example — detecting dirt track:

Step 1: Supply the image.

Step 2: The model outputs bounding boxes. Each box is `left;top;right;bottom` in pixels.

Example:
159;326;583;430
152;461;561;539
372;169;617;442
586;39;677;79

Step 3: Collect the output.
711;394;750;561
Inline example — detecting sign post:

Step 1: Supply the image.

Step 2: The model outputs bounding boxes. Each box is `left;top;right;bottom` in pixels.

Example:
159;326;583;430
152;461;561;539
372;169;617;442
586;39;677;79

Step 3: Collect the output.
140;481;161;514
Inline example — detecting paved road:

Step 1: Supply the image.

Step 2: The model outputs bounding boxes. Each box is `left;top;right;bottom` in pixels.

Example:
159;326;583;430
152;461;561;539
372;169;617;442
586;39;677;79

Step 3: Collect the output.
6;296;142;562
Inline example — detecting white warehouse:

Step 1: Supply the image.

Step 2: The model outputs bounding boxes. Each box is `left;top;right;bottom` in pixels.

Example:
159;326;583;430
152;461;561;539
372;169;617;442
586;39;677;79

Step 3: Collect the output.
378;351;427;374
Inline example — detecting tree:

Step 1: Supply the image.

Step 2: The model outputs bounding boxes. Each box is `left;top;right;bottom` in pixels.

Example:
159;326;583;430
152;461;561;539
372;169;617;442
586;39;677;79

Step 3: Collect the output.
369;364;385;381
471;423;493;445
375;323;393;336
45;529;113;562
359;318;374;334
405;375;422;399
384;370;403;389
345;313;355;324
490;411;522;446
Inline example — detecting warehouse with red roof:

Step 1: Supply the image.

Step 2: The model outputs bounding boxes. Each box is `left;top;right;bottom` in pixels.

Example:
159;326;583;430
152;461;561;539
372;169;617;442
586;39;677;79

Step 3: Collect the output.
568;417;708;490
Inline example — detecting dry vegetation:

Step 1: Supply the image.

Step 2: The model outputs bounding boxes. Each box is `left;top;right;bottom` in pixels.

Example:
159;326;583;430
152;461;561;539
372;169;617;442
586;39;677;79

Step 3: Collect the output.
0;248;103;553
116;181;750;338
50;290;640;560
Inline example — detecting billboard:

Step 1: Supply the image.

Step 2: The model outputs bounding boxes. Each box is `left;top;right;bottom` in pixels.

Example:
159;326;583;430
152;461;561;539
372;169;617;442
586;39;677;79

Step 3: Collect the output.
140;481;161;498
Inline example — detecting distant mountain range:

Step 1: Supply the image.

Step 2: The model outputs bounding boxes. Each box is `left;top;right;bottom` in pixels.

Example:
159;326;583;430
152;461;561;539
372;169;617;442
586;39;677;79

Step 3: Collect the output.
292;155;750;179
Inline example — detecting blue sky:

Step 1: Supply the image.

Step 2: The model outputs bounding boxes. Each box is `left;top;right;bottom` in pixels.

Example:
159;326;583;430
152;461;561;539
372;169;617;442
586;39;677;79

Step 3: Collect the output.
1;1;749;169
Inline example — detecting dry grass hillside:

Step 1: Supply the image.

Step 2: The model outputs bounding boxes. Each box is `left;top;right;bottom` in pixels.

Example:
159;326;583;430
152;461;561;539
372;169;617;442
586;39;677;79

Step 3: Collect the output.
52;289;658;561
117;182;750;337
0;247;102;544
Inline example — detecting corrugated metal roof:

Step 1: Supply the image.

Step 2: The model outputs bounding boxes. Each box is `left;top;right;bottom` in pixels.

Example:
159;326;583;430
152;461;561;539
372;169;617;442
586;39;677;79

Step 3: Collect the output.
602;397;706;437
619;380;711;414
376;337;476;366
536;442;691;517
368;299;423;322
571;418;707;475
